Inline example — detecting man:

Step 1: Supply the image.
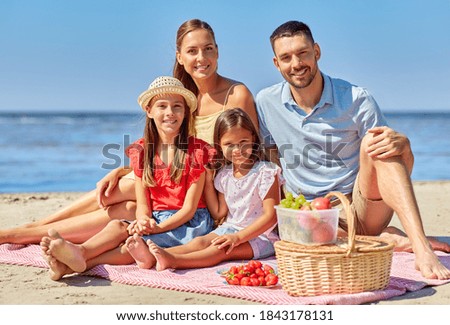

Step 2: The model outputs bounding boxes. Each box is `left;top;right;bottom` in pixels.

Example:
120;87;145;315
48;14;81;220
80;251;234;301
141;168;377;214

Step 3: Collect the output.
256;20;450;279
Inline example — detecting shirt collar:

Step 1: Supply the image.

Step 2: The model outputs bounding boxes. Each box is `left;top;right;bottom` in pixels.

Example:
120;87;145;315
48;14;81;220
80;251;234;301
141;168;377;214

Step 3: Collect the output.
281;81;294;106
317;73;333;109
281;72;334;110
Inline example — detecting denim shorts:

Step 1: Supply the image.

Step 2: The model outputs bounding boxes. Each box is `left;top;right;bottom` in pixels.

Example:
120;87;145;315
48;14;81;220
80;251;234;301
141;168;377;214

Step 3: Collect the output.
142;208;213;248
212;225;275;259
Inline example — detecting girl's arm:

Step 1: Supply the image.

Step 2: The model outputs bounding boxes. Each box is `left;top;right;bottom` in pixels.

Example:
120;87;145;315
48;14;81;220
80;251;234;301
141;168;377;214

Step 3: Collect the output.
203;169;228;223
212;177;280;253
152;172;206;233
129;176;154;235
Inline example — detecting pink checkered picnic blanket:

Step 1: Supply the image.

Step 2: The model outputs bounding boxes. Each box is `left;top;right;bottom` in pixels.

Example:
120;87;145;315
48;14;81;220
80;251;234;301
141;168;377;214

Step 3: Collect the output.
1;243;449;305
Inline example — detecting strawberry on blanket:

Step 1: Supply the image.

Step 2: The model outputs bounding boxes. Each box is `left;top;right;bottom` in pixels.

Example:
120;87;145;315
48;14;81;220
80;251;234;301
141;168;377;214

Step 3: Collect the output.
221;260;278;286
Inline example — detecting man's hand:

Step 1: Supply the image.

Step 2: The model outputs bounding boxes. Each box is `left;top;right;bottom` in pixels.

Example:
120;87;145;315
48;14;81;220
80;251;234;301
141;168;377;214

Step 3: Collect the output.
366;126;410;159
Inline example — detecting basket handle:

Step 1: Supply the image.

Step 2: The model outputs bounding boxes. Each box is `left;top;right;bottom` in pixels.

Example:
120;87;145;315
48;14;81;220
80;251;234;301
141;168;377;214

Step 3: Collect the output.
325;191;355;256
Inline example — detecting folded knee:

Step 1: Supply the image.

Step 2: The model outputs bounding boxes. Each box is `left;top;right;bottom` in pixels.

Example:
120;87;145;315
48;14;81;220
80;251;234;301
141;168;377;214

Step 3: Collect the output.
106;219;128;232
360;133;375;154
106;201;136;219
191;235;210;247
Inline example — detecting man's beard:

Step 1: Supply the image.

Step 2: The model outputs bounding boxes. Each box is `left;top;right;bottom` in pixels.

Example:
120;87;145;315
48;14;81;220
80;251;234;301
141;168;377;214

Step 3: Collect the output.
285;64;318;89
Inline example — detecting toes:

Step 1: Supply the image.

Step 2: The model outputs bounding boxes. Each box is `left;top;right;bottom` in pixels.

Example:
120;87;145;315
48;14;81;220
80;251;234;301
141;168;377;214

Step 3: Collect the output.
435;263;450;280
40;236;51;247
146;240;160;256
418;263;443;280
40;241;50;250
422;266;438;279
146;239;154;249
125;236;134;246
49;236;65;249
48;228;63;240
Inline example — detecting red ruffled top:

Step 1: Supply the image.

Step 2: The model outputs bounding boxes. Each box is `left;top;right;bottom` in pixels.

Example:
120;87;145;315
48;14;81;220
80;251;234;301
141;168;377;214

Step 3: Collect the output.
125;137;215;211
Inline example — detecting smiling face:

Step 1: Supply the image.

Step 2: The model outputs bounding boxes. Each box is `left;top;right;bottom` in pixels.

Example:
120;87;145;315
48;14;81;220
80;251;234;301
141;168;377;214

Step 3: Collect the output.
219;126;255;167
272;34;321;90
176;28;219;80
147;94;186;139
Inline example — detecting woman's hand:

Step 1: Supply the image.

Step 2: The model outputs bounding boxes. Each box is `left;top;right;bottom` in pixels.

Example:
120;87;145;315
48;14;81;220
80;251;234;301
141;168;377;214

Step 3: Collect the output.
211;234;241;254
96;168;121;208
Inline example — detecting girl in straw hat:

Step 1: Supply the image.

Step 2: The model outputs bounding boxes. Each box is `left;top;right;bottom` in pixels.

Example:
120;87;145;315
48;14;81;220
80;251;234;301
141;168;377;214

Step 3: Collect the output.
40;76;216;280
0;19;257;245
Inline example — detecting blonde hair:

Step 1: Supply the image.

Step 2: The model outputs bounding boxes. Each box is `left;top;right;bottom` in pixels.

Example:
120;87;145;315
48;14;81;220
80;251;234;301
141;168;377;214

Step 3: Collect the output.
142;95;191;187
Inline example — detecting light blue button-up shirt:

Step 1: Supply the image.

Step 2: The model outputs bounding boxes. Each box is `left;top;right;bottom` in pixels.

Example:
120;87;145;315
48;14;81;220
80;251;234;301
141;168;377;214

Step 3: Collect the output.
255;73;388;199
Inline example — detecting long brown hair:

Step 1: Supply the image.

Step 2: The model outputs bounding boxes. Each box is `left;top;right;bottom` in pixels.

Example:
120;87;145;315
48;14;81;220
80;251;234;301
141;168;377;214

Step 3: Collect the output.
142;95;191;187
173;19;217;97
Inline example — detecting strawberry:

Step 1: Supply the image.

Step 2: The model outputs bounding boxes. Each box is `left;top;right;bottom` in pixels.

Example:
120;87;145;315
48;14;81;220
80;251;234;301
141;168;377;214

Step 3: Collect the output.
225;274;240;285
240;276;252;286
262;264;275;275
265;273;278;286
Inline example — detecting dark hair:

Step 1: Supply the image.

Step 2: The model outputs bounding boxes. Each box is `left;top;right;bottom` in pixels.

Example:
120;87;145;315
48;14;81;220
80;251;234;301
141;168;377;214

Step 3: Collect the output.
270;21;315;51
173;19;217;97
213;108;264;167
142;95;191;187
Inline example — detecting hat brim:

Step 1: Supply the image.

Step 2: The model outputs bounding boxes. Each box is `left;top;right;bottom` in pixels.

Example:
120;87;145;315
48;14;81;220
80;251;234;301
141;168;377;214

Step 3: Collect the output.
137;86;197;113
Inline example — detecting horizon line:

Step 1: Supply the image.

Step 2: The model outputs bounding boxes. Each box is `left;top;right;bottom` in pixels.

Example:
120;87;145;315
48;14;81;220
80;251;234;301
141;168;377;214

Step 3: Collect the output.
1;109;450;115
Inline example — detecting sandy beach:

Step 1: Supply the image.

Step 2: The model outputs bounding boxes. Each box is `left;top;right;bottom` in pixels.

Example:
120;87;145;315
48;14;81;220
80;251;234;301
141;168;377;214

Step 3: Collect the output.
1;181;450;305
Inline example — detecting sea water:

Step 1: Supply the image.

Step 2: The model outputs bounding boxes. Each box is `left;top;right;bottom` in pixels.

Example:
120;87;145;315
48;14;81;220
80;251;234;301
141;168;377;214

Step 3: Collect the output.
0;111;449;193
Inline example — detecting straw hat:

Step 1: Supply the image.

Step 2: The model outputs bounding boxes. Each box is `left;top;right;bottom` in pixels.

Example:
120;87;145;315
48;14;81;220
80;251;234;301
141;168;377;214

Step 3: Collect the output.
137;76;197;112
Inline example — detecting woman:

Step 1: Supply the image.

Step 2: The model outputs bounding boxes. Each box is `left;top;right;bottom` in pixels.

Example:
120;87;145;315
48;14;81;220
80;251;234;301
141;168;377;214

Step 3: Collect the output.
174;19;258;143
0;19;257;245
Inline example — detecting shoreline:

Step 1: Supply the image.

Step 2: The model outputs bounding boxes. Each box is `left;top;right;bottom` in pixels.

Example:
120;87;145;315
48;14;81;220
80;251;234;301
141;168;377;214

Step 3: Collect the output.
1;180;450;304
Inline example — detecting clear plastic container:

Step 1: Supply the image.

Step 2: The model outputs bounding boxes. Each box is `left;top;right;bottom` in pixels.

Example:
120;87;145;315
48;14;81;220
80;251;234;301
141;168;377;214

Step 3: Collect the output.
275;206;339;245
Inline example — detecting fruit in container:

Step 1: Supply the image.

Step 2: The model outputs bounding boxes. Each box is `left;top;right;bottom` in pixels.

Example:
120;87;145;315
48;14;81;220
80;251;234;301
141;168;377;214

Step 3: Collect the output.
276;192;338;245
311;197;332;210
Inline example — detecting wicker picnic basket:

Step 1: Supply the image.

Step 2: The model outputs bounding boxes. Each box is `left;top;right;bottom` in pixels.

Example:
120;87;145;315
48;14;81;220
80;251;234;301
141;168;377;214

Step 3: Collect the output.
274;191;394;297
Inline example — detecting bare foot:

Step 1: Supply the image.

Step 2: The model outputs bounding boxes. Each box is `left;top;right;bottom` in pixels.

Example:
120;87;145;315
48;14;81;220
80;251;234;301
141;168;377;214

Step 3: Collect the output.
41;234;74;280
46;229;87;273
125;234;156;269
381;226;450;253
47;256;74;281
40;236;53;263
146;240;174;271
415;249;450;280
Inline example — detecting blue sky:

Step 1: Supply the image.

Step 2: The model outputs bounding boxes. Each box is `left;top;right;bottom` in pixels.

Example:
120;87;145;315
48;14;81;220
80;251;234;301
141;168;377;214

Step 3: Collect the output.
1;0;449;113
